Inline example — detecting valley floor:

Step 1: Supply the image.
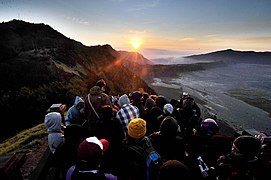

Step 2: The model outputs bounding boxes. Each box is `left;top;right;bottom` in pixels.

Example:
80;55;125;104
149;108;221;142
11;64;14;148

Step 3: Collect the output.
150;85;237;137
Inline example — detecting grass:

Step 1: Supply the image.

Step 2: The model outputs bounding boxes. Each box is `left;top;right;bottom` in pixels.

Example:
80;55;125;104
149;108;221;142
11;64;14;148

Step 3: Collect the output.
0;123;47;156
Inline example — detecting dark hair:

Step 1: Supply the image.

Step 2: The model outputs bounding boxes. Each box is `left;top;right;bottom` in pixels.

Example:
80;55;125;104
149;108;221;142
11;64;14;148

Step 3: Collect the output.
158;160;190;180
160;116;179;137
100;105;113;120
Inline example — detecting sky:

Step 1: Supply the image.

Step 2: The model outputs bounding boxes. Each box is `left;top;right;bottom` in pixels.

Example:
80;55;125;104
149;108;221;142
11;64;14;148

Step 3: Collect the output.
1;0;271;59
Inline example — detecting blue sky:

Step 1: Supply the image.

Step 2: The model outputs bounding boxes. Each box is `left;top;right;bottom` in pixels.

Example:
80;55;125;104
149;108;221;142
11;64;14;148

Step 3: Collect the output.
1;0;271;58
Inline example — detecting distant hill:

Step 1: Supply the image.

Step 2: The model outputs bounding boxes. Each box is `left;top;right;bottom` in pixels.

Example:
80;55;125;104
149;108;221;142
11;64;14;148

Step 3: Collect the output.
185;49;271;64
0;19;156;140
118;50;154;65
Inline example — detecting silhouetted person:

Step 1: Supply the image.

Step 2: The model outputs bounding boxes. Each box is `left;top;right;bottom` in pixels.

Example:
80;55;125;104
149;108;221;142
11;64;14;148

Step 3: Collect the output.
84;79;112;136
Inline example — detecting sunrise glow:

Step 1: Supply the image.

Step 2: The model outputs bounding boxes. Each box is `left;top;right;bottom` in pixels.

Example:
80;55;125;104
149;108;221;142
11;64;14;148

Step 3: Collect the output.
132;41;141;49
0;0;270;58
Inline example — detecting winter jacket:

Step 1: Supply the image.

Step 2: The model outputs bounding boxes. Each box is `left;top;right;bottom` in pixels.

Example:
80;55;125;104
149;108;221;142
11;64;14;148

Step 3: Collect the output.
65;96;85;126
44;112;64;154
84;86;112;135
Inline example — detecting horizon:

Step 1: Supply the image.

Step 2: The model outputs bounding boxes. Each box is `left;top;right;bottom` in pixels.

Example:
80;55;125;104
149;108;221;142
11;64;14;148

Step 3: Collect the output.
1;0;271;59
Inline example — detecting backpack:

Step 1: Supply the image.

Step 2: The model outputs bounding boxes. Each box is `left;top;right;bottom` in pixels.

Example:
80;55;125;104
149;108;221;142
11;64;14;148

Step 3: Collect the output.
130;142;164;180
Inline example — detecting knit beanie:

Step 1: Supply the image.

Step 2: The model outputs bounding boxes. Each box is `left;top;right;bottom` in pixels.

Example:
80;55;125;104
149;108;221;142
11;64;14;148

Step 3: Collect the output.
128;118;146;139
233;135;261;157
200;118;219;136
163;103;173;114
77;137;109;167
118;94;130;107
99;138;109;152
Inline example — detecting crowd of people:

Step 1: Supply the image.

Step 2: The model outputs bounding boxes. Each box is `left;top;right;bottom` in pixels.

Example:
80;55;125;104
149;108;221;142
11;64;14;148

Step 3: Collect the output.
44;79;271;180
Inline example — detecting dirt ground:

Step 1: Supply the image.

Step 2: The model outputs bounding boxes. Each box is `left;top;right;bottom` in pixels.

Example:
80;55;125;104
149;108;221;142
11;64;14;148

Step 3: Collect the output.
150;85;236;137
20;136;48;180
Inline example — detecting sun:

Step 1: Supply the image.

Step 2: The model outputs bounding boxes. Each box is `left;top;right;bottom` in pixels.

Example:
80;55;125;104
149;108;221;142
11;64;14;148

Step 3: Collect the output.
131;41;141;49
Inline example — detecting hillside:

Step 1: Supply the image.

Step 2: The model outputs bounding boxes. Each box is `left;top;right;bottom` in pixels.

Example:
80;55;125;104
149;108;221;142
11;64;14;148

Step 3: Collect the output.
118;50;154;65
0;20;156;140
185;49;271;64
2;20;270;141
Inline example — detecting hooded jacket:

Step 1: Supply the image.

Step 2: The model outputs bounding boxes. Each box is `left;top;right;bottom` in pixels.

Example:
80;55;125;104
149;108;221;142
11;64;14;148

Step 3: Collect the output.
84;85;112;135
44;112;64;154
65;96;85;126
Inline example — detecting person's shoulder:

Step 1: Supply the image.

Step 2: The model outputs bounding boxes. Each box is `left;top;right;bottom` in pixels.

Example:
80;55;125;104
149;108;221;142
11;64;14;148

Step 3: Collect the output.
101;92;110;96
149;133;162;144
129;104;139;110
104;173;118;180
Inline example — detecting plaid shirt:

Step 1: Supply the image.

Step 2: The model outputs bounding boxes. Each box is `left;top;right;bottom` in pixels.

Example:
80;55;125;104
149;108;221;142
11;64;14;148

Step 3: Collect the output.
116;104;140;135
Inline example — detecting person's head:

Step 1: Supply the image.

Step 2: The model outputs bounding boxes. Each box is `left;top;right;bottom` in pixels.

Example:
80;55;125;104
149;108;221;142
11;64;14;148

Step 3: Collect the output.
118;94;130;107
158;160;191;180
74;96;85;111
44;112;62;132
160;116;179;137
130;91;143;104
232;135;261;157
64;124;86;145
181;97;194;110
96;79;106;91
155;95;167;109
200;118;219;136
145;97;156;111
170;98;178;107
163;103;173;115
128;118;147;139
76;102;84;110
77;137;109;169
100;105;113;120
142;93;149;104
181;92;190;97
258;143;271;164
59;104;67;115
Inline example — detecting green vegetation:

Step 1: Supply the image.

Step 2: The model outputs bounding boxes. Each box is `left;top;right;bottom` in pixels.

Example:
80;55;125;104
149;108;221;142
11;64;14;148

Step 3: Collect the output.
0;123;47;156
0;20;156;141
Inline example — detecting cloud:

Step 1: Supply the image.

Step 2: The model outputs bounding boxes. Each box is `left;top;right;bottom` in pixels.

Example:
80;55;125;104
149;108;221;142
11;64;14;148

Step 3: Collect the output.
126;0;159;11
204;34;221;38
109;0;127;2
180;37;196;41
63;15;89;26
128;30;147;35
78;21;89;25
139;48;196;59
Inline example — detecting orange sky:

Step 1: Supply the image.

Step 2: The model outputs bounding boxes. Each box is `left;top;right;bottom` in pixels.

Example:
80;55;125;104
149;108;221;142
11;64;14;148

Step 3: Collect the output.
1;0;271;59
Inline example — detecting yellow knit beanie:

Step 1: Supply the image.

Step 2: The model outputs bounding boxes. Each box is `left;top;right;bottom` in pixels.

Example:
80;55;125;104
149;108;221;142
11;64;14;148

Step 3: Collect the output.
128;118;146;139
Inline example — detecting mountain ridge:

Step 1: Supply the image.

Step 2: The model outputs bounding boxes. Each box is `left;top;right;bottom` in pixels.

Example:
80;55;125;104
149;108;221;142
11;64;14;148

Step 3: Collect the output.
185;49;271;64
0;19;156;139
1;19;270;140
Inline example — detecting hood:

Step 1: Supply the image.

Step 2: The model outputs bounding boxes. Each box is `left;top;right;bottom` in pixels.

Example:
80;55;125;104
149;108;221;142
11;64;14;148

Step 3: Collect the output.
118;94;130;107
44;112;62;133
74;96;84;106
160;116;178;137
89;86;103;95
